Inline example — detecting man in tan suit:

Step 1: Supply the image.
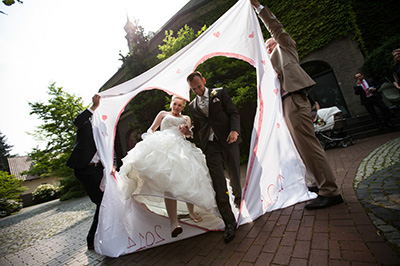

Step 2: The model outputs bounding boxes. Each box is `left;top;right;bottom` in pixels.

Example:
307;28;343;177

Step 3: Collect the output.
250;0;343;209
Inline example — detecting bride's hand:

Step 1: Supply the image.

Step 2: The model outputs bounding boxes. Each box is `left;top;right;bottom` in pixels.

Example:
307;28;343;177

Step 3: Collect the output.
178;124;190;136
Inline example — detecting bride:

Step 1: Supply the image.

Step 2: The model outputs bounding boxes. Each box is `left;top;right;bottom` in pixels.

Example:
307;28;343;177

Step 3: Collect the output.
118;95;218;237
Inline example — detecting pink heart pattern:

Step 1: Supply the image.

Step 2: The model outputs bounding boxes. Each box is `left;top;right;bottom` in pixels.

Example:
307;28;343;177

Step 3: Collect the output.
249;32;254;38
273;89;278;95
176;69;181;74
277;123;280;128
102;115;107;121
261;60;266;65
213;31;220;38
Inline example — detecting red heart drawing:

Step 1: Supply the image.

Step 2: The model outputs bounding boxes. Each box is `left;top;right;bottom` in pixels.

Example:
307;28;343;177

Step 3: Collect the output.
277;123;280;128
261;60;266;65
249;32;255;38
273;89;278;95
176;69;181;74
102;115;107;121
213;31;220;38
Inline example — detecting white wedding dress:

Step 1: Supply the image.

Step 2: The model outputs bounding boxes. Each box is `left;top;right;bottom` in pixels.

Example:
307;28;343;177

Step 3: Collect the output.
118;114;218;216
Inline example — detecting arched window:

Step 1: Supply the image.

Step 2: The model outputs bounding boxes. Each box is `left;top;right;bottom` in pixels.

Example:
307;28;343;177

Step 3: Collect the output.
301;60;350;117
302;61;332;78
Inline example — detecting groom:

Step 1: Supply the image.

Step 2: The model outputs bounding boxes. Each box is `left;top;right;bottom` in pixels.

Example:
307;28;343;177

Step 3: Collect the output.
184;71;242;243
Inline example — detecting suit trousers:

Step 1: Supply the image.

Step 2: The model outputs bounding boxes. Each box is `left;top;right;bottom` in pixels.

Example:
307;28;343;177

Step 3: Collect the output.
283;93;340;197
364;96;392;124
223;143;242;206
205;140;236;225
74;166;104;238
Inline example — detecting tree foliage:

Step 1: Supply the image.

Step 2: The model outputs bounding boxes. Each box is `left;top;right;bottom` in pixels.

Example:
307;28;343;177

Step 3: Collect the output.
1;0;23;15
362;35;400;83
0;171;27;200
127;90;170;137
0;171;26;216
351;0;400;54
157;25;207;61
2;0;22;6
191;0;237;29
0;131;13;172
27;83;87;200
119;18;156;80
257;0;362;59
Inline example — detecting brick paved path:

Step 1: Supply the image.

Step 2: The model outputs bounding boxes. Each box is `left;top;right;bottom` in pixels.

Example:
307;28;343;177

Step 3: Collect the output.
1;131;400;265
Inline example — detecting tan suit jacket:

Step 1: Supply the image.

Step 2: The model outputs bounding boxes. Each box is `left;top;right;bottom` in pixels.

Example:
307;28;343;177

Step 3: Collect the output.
258;7;315;93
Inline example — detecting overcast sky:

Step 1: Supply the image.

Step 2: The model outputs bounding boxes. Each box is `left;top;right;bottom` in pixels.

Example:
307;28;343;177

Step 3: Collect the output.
0;0;190;156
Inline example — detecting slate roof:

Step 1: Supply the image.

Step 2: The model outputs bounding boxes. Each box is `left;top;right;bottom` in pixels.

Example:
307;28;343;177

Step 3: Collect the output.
7;156;40;181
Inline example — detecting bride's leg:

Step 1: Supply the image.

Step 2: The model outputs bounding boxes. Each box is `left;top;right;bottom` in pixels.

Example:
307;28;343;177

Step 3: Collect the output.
164;198;178;228
186;203;202;223
165;198;182;237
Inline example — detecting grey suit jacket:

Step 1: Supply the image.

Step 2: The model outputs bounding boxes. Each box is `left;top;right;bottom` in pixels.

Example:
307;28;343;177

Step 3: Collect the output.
258;6;315;93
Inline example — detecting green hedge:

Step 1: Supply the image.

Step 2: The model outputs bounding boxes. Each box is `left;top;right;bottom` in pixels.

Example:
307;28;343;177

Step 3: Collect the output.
362;35;400;83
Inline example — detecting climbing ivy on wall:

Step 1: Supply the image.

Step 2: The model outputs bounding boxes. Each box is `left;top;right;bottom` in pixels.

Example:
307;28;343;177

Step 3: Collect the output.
190;0;399;57
266;0;362;58
351;0;400;54
192;0;362;59
192;0;237;27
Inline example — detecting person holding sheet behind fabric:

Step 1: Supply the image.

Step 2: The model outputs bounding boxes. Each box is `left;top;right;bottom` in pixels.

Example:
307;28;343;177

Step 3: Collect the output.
118;96;218;238
66;94;105;250
250;0;343;210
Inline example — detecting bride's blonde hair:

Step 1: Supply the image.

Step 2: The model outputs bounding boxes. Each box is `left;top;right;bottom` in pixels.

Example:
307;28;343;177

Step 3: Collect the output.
170;95;187;109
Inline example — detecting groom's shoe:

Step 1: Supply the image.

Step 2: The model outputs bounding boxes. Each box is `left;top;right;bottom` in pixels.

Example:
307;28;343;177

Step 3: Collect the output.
305;195;343;210
224;222;237;243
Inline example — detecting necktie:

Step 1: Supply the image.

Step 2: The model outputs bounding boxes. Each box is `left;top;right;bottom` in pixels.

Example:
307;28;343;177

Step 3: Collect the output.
361;81;370;96
198;96;208;117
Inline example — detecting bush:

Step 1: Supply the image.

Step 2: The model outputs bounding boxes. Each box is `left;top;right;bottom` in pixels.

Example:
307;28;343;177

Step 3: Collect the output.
0;198;23;217
32;184;60;204
0;171;27;199
0;171;27;217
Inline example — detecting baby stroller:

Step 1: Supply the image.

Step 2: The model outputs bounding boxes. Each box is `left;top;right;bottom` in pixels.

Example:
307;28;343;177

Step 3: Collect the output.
379;82;400;110
314;106;354;149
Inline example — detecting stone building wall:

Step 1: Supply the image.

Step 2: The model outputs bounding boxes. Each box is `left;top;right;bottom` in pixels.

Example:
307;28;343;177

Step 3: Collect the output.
301;34;367;118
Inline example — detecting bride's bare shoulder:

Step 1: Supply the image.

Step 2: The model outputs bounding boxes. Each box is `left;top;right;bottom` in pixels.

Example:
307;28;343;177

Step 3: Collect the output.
158;110;169;117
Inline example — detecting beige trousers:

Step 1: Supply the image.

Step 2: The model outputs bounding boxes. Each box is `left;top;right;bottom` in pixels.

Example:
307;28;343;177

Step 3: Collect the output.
283;93;340;197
